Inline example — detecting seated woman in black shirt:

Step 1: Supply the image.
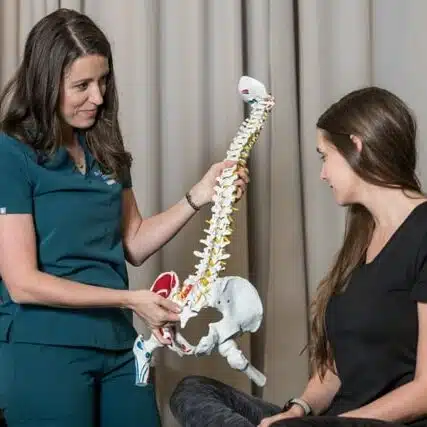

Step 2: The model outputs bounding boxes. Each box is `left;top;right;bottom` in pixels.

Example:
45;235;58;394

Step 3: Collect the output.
169;86;427;427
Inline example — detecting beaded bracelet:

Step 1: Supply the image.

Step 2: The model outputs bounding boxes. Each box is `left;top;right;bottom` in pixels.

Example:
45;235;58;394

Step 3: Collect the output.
185;191;200;211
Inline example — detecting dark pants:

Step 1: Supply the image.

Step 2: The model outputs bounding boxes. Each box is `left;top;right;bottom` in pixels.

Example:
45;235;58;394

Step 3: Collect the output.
170;375;411;427
0;342;161;427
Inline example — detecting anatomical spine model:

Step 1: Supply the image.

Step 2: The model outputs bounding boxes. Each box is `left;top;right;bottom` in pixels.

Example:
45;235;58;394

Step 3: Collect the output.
133;76;275;387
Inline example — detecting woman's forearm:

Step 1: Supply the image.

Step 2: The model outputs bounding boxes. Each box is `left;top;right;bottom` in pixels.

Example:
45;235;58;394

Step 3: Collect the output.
10;270;131;308
125;196;197;266
340;379;427;423
300;369;341;415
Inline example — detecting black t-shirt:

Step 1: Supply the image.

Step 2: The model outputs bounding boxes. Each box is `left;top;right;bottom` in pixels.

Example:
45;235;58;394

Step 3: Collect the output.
325;201;427;424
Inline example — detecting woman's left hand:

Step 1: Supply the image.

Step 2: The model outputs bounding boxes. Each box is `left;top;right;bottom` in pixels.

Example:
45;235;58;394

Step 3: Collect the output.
188;160;249;208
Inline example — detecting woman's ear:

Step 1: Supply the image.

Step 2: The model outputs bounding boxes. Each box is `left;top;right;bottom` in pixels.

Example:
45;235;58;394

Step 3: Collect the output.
350;134;363;153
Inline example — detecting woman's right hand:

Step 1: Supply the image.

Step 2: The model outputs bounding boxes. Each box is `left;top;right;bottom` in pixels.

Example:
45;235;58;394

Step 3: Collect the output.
127;289;181;329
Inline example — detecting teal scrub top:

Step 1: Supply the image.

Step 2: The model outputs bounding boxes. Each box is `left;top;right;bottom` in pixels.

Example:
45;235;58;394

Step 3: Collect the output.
0;132;137;350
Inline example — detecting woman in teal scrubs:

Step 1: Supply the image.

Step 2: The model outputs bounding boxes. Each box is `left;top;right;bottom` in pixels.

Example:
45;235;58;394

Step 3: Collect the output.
0;8;247;427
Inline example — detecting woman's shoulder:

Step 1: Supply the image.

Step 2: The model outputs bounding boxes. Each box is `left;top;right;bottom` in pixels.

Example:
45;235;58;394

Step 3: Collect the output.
411;199;427;222
0;132;36;160
407;201;427;258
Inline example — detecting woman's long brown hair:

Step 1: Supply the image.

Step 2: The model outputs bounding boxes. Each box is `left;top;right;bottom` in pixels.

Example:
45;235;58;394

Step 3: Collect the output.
0;8;131;181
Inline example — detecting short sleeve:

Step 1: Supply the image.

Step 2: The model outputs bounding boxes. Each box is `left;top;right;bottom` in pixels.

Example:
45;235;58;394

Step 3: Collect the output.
411;231;427;302
0;135;33;214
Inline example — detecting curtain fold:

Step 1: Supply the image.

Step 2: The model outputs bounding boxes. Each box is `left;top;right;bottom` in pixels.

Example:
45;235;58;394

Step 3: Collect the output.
257;0;309;404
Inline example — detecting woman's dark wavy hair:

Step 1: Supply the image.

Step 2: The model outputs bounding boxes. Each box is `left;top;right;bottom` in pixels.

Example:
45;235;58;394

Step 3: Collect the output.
310;86;420;379
0;8;131;180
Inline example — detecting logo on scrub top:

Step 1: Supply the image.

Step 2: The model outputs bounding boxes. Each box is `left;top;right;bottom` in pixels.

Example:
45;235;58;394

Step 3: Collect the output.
93;170;117;186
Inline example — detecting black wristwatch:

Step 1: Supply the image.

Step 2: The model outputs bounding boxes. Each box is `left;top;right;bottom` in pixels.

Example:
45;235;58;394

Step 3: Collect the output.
282;397;313;416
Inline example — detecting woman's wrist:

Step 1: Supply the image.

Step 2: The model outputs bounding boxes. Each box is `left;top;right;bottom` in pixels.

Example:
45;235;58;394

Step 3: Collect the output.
185;190;201;211
282;397;313;417
121;289;136;310
286;404;306;417
187;183;209;209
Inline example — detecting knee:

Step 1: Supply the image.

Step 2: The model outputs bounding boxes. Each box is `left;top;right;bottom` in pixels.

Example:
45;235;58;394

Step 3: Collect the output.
170;375;210;413
170;375;206;401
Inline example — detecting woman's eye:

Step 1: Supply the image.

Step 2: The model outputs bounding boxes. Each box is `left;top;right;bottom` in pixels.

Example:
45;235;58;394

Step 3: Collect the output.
76;82;88;91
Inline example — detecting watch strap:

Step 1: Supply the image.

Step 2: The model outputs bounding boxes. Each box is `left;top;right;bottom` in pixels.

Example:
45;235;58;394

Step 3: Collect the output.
282;397;312;416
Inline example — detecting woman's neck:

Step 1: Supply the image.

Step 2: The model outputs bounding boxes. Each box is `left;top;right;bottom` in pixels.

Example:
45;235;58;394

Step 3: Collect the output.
359;185;425;230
